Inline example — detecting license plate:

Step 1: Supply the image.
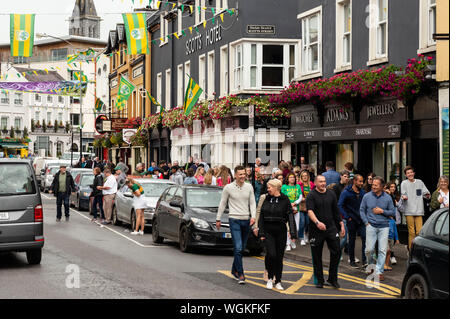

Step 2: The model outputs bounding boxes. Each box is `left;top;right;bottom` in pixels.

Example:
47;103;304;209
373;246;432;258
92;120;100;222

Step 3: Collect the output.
0;213;9;220
222;232;232;239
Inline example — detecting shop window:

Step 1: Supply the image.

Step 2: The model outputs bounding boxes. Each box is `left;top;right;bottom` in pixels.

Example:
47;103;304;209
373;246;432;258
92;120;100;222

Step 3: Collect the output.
336;143;354;173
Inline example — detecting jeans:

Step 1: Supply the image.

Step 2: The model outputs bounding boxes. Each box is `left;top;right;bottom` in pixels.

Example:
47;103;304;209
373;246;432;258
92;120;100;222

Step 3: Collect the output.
298;211;309;239
229;218;251;278
365;224;389;275
56;192;70;219
340;219;348;250
92;195;105;219
347;219;367;264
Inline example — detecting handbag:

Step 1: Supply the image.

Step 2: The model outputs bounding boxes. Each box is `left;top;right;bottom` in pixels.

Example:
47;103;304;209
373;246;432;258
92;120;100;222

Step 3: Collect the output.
397;197;406;214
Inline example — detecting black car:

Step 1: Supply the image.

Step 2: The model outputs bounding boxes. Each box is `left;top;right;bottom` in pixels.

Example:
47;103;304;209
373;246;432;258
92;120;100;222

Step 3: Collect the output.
401;207;448;299
70;172;95;211
152;185;262;254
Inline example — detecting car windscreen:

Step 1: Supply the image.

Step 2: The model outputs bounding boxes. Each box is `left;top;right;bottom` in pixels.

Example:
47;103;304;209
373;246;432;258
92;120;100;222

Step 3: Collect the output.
80;175;95;187
0;163;36;196
141;183;173;197
186;188;223;208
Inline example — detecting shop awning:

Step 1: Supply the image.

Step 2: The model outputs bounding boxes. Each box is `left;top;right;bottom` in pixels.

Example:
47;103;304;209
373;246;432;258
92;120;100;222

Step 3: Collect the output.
0;143;28;149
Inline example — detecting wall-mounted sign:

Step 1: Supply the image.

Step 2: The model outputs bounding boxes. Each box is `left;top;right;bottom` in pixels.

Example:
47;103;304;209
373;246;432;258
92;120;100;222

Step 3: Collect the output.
95;115;109;134
132;65;143;78
247;25;276;35
110;78;118;88
123;129;137;145
186;24;222;55
111;118;135;132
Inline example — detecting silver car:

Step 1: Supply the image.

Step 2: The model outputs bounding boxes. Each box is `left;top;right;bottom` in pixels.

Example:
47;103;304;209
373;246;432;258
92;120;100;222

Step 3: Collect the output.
112;179;175;229
0;159;44;265
41;165;61;193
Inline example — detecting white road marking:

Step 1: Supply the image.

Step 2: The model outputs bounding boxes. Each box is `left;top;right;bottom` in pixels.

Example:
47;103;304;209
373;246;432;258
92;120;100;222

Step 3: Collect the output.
41;193;167;248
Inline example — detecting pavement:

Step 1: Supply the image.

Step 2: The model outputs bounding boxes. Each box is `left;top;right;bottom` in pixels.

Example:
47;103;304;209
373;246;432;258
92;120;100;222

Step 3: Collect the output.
283;236;409;286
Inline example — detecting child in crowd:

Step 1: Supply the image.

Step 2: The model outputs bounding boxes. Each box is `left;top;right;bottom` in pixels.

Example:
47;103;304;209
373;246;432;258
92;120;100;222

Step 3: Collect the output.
385;216;399;271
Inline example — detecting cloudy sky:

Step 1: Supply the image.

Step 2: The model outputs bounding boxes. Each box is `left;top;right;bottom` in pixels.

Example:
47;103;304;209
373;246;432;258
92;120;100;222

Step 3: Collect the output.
0;0;151;44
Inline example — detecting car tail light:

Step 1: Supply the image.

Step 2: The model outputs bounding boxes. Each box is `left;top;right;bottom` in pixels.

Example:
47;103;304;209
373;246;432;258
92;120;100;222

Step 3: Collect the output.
34;205;43;222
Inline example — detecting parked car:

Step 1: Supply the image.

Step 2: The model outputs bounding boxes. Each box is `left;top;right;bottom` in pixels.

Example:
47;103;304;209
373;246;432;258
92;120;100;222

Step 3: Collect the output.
60;152;95;167
67;168;93;182
41;165;61;193
113;178;175;229
0;159;44;265
32;156;57;186
152;185;263;254
70;172;95;211
401;207;448;299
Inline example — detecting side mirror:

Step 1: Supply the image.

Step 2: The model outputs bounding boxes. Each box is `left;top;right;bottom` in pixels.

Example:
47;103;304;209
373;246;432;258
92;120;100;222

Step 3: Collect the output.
170;200;183;210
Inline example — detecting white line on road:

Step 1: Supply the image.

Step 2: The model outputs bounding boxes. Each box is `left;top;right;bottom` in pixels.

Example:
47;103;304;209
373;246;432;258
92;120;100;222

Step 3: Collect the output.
41;193;167;249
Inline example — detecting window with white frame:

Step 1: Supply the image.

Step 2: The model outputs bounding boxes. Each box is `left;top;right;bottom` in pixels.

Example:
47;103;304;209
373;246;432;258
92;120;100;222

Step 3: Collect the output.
1;117;8;130
216;0;228;12
0;91;9;104
35;94;41;102
47;112;52;123
195;0;206;25
220;45;229;97
177;64;184;107
199;54;206;100
177;1;183;35
336;0;352;70
14;93;23;106
47;95;53;103
207;51;215;99
231;42;298;91
58;96;64;104
233;44;243;90
165;69;171;110
419;0;437;51
58;113;63;123
35;111;40;122
184;61;191;98
299;7;322;75
157;72;162;111
368;0;388;63
14;118;21;130
160;13;169;45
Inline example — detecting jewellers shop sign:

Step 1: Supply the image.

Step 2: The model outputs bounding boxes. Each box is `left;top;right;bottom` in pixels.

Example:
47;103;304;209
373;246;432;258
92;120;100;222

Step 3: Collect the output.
186;24;222;55
360;99;406;124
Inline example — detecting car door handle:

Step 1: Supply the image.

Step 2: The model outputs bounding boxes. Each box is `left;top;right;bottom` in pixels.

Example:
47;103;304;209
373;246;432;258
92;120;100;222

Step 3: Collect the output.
424;248;432;258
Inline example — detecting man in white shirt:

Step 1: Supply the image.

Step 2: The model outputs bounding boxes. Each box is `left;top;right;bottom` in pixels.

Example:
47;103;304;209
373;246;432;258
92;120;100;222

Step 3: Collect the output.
98;169;118;225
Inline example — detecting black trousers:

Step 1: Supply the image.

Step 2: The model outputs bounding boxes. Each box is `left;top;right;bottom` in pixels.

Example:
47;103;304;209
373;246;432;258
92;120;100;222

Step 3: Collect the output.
309;228;341;284
263;222;287;284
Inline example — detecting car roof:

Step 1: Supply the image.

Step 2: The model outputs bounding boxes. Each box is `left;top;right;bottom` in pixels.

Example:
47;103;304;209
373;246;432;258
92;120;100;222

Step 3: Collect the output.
0;159;33;164
130;178;175;184
179;185;223;189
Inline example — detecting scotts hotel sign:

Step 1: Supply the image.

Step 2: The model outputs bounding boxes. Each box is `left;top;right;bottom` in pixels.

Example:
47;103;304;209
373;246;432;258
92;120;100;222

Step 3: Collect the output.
186;24;222;55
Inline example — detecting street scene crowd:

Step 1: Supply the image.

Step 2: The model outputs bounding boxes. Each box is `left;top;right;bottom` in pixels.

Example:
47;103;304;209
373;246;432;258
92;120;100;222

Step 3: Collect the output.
49;155;449;290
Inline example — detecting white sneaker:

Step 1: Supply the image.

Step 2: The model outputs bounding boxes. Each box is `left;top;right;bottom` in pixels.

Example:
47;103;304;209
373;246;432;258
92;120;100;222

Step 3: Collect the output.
285;245;291;251
340;256;343;261
275;283;284;290
266;279;273;290
304;234;309;243
291;241;297;249
348;257;360;263
300;239;306;246
139;230;144;235
130;231;139;235
391;257;397;265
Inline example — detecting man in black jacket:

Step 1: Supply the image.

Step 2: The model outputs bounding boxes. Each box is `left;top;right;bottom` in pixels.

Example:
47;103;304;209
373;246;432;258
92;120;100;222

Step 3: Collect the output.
306;175;346;289
50;165;76;222
90;167;104;222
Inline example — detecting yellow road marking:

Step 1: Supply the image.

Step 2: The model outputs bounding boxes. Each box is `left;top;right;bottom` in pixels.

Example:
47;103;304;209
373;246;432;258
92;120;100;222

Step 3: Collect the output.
291;292;397;298
281;271;313;294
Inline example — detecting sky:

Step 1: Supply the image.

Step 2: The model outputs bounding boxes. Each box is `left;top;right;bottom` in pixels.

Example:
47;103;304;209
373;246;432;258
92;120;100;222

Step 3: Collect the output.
0;0;152;44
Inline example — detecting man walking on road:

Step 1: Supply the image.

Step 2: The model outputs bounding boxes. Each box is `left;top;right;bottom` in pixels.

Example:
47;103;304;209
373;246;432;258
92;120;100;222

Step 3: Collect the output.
98;169;118;225
360;176;396;281
306;175;345;289
216;165;256;285
338;174;367;268
50;165;76;222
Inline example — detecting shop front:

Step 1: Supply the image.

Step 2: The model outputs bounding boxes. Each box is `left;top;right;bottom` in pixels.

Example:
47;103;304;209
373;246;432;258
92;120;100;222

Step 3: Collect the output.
0;138;30;158
149;127;171;164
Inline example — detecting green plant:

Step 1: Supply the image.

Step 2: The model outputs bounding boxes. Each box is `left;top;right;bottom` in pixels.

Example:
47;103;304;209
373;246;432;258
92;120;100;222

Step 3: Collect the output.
31;119;35;132
102;135;112;148
110;132;123;146
42;120;47;132
10;126;14;138
23;126;28;138
65;121;70;133
54;120;58;132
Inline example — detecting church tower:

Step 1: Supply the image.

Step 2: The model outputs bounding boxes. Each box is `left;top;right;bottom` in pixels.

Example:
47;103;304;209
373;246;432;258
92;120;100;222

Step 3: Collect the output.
69;0;101;38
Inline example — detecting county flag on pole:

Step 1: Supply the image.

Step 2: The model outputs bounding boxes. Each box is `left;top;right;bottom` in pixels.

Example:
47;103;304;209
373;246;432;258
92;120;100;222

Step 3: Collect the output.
184;76;203;116
117;76;135;111
10;14;35;57
122;13;150;55
95;98;105;112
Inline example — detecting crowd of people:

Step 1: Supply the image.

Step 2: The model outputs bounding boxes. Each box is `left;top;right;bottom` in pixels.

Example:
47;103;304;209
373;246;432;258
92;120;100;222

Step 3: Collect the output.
50;154;449;290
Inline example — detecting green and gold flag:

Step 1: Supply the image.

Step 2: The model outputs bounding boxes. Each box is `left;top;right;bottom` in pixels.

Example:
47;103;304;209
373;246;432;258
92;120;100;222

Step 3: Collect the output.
95;98;105;112
117;76;135;111
73;70;87;82
122;13;150;55
184;76;203;116
10;14;35;57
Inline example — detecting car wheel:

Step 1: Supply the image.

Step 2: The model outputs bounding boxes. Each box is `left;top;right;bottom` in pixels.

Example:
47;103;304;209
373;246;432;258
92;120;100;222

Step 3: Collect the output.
405;273;429;299
112;206;121;226
179;225;191;253
77;197;83;211
152;219;164;244
26;249;42;265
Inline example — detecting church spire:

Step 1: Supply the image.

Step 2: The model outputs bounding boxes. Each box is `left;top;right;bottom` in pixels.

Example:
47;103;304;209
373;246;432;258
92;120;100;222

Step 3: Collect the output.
69;0;101;38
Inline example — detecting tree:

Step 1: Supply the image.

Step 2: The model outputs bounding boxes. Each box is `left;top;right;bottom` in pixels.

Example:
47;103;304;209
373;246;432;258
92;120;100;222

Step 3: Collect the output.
31;119;35;132
23;126;29;138
10;126;15;138
42;120;47;133
54;119;58;132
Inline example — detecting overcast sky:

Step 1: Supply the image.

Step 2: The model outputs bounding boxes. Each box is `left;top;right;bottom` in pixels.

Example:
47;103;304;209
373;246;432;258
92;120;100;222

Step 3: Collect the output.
0;0;148;44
